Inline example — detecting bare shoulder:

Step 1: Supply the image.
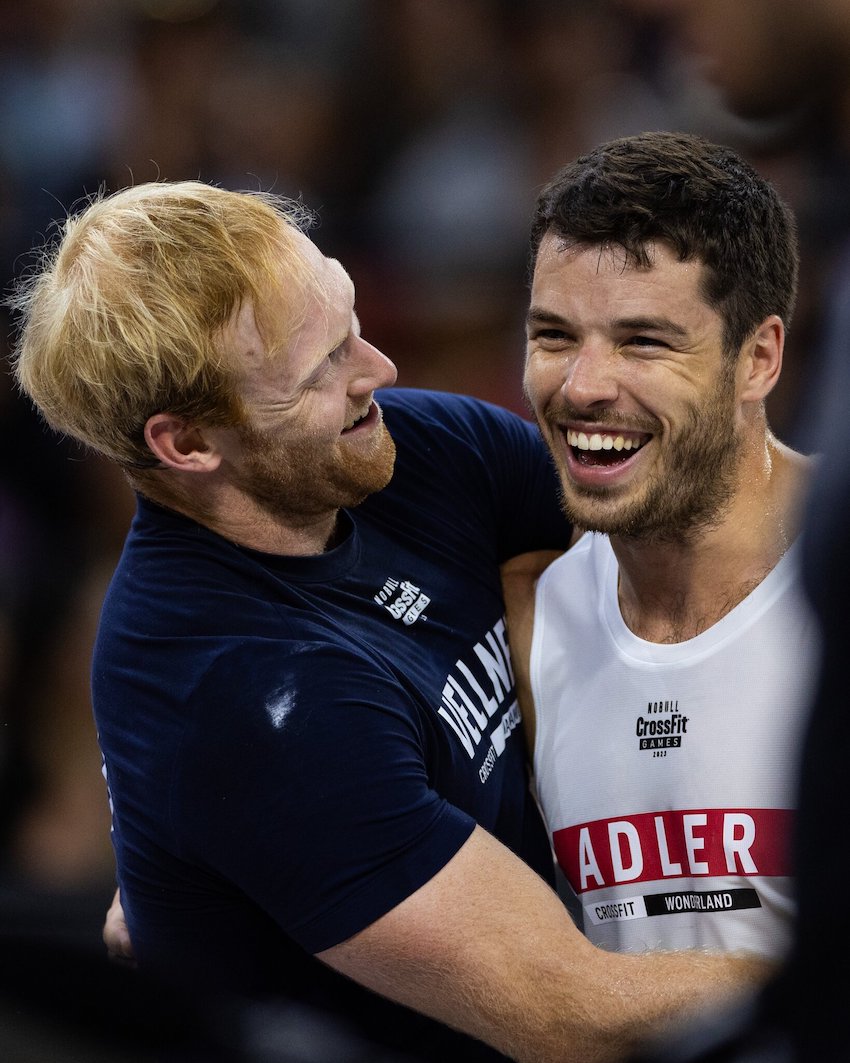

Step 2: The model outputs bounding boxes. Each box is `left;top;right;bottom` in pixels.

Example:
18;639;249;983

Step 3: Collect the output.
501;550;564;617
501;550;563;754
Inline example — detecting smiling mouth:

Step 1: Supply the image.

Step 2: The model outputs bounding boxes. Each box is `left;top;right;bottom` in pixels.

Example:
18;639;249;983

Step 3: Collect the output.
342;403;374;433
564;427;650;466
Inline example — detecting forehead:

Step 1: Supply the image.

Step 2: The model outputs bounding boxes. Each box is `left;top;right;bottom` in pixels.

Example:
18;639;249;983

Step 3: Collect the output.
530;234;713;321
292;235;356;363
227;228;354;378
287;227;354;321
244;228;353;339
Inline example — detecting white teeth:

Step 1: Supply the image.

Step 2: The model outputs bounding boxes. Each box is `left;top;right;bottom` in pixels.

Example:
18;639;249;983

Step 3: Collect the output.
567;429;643;453
344;408;369;430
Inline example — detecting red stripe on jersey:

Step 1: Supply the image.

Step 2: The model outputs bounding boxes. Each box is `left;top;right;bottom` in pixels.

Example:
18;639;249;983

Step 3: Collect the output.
554;808;794;894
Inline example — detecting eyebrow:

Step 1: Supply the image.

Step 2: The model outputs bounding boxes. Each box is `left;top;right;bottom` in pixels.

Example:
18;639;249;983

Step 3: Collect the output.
615;316;689;338
526;306;689;338
526;306;568;329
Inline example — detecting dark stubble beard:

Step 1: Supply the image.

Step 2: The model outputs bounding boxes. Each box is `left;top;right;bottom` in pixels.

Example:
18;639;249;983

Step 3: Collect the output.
234;418;397;524
554;363;743;546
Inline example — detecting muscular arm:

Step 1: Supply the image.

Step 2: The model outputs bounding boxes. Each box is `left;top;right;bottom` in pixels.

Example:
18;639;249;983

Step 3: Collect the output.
320;825;768;1063
104;828;768;1061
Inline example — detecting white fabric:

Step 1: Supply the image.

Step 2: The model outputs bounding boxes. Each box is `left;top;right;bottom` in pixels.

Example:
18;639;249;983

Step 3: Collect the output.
531;533;819;958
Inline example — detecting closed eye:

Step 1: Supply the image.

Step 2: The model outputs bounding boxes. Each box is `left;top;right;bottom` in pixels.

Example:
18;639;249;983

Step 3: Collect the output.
623;335;673;352
528;327;576;346
629;335;666;346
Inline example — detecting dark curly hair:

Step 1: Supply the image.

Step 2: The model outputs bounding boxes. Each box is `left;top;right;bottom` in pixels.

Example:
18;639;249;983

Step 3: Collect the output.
530;131;799;355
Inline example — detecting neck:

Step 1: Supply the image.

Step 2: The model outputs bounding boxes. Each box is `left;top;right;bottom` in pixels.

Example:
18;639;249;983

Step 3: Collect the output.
213;510;342;555
141;475;341;556
610;437;809;643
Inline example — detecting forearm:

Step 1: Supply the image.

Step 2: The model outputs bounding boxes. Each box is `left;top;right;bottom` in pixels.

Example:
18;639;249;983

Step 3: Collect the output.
539;946;770;1063
436;947;767;1063
321;828;772;1063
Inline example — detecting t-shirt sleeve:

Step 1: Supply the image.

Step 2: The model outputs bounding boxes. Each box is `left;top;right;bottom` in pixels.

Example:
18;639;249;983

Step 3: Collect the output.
173;640;476;954
387;390;571;561
462;399;570;561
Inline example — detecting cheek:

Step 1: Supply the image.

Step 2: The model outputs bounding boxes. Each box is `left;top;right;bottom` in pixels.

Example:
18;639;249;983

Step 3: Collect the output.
523;354;561;408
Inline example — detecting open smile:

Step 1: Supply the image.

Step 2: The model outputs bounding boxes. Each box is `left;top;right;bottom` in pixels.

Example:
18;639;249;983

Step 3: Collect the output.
342;401;379;435
558;425;653;484
566;427;651;465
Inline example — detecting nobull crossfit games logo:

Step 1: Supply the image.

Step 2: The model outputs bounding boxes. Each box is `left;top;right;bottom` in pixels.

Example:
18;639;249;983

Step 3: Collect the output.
374;576;430;626
636;699;689;756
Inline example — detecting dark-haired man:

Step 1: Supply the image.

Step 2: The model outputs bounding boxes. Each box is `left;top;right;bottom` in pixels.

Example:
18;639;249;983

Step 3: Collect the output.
605;4;850;1059
506;131;818;961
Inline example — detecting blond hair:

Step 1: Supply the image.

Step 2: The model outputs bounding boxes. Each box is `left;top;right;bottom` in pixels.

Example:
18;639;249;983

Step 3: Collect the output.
10;181;314;469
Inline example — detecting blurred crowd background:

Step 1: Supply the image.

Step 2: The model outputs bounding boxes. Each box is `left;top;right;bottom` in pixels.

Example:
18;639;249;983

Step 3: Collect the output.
1;0;847;938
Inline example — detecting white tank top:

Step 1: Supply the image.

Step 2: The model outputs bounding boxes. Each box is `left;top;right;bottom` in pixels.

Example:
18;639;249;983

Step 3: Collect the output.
531;533;819;958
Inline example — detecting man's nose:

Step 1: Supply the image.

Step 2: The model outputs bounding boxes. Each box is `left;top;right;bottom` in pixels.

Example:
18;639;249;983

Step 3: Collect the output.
349;335;398;392
561;343;619;410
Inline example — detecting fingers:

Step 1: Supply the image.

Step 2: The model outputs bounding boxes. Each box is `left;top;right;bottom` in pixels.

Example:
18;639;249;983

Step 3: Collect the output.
103;887;136;966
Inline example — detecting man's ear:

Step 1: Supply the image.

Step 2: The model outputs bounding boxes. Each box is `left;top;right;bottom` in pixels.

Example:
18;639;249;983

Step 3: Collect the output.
143;414;223;473
738;315;784;404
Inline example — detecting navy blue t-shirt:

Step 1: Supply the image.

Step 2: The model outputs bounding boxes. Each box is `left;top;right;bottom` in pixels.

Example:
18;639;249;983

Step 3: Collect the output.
93;389;570;1059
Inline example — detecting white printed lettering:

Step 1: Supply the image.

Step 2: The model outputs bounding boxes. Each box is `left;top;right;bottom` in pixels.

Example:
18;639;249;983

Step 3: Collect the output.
474;635;512;704
609;821;644;883
455;659;499;719
683;814;709;874
578;828;605;891
654;815;683;876
491;618;515;684
446;673;489;729
723;813;758;874
437;698;476;758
